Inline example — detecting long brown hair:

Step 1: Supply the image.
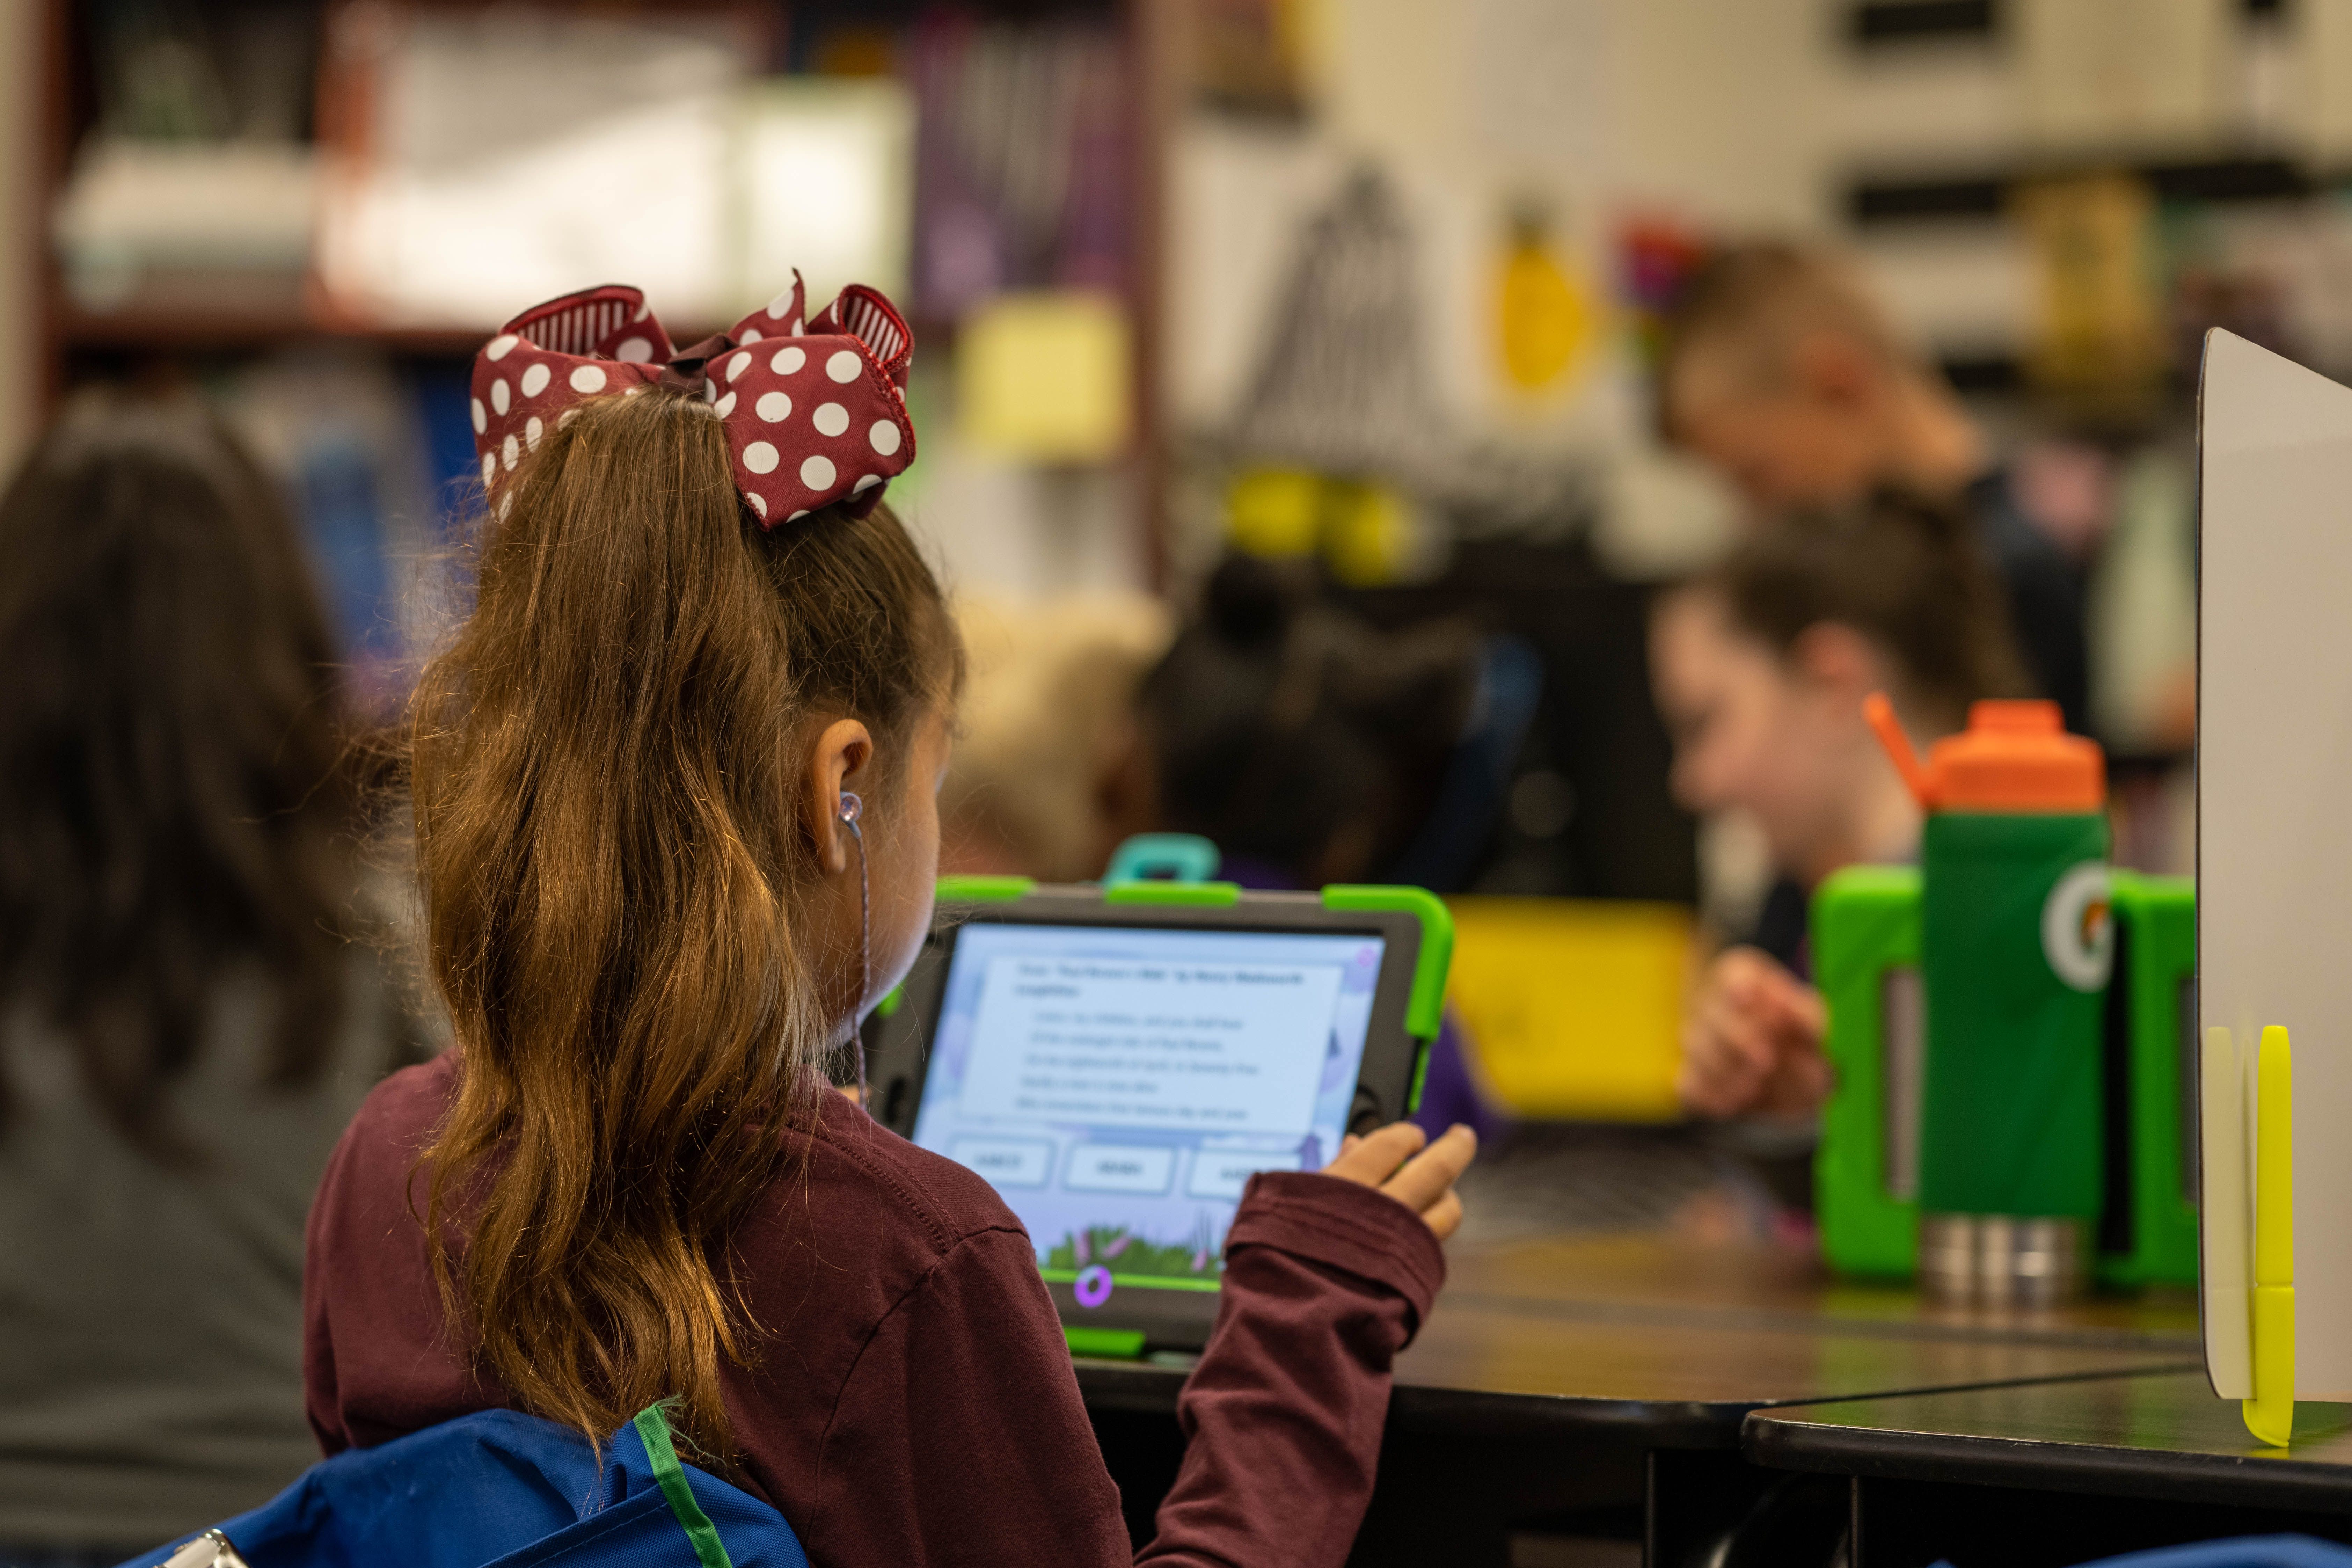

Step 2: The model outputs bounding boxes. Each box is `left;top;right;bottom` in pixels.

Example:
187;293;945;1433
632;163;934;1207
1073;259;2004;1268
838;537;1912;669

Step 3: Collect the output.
408;387;956;1459
1703;488;2029;727
0;390;352;1154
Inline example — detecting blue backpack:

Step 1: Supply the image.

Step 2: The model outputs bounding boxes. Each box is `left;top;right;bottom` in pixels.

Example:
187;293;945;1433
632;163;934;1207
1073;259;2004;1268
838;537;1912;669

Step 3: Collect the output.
115;1405;806;1568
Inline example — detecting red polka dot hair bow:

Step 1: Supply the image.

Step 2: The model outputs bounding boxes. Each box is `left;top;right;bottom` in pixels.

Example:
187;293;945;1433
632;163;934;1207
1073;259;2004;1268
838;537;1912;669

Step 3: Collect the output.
469;275;915;527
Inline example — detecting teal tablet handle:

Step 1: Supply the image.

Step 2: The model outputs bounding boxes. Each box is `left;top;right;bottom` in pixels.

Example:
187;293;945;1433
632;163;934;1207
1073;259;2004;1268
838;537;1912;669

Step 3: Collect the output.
1320;885;1452;1042
1104;833;1222;884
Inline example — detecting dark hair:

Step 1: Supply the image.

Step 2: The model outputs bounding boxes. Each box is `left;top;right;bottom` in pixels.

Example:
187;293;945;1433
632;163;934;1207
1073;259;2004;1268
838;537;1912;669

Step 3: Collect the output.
1698;489;2029;725
0;391;354;1153
409;387;959;1462
1138;554;1476;886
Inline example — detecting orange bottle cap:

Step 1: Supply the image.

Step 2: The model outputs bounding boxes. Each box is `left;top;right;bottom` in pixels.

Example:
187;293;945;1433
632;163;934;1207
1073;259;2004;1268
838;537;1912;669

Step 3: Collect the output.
1919;700;2104;812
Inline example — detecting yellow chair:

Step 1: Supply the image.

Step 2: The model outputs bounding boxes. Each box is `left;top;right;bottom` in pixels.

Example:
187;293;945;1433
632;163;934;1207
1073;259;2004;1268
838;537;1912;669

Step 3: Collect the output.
1446;897;1690;1122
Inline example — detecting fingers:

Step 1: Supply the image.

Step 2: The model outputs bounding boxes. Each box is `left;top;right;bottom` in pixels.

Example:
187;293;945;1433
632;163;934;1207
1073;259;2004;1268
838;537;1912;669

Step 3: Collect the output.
1322;1121;1474;1239
1323;1120;1426;1184
1381;1123;1477;1214
1679;948;1832;1119
1764;1044;1834;1116
1775;979;1829;1039
1749;961;1828;1040
1684;991;1774;1114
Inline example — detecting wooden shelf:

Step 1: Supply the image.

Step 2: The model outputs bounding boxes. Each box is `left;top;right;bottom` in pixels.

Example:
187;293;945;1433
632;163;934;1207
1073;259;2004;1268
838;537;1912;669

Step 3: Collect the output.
1850;154;2317;226
1849;1;1995;48
59;303;491;356
58;304;752;358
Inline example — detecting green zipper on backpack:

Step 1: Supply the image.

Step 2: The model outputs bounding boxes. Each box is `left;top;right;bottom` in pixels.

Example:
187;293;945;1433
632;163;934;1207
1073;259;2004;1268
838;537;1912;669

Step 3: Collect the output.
632;1403;733;1568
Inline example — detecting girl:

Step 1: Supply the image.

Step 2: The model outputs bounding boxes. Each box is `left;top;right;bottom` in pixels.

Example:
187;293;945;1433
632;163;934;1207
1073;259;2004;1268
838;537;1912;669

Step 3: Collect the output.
0;393;411;1566
1650;489;2028;1121
303;282;1474;1567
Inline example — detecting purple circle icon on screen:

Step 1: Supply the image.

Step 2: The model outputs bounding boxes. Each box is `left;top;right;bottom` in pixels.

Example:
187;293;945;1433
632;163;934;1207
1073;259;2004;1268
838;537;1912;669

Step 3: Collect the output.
1073;1265;1114;1309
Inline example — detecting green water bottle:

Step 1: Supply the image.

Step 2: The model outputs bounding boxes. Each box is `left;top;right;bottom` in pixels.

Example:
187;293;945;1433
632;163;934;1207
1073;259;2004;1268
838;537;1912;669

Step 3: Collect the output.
1868;696;2111;1306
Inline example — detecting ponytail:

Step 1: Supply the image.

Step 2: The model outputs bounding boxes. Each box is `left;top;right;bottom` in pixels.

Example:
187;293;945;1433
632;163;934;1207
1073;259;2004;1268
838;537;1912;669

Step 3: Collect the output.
406;388;957;1459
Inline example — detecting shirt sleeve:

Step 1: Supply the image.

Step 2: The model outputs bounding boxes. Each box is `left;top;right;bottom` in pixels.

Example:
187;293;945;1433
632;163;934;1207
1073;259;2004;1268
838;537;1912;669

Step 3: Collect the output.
804;1223;1136;1568
300;1134;350;1456
1144;1171;1445;1568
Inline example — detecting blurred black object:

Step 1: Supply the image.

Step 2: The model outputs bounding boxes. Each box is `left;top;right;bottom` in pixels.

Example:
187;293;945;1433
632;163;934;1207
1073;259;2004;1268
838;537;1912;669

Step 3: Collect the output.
1137;553;1484;890
1141;541;1696;903
1341;536;1699;903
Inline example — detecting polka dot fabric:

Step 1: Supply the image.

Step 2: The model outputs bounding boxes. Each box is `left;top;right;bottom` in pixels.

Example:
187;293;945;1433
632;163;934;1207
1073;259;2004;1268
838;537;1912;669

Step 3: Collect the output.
469;275;918;529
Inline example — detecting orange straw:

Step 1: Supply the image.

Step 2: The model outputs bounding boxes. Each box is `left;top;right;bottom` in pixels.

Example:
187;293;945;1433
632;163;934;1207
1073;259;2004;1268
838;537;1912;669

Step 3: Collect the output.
1864;691;1934;810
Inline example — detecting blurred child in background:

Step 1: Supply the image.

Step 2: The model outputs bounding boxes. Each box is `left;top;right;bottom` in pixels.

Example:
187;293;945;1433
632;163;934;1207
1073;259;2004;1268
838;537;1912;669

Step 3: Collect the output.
1659;241;2089;737
1126;554;1507;1142
1130;555;1478;889
1652;490;2027;1122
0;393;416;1567
940;593;1170;883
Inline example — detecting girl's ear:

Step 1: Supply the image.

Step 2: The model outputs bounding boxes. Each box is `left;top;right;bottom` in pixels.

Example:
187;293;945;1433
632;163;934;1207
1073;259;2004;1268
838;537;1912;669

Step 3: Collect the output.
1789;621;1883;710
802;718;875;873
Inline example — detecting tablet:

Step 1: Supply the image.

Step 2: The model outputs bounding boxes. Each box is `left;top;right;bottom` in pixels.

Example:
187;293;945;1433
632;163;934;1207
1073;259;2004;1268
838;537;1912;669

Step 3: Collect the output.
862;879;1453;1354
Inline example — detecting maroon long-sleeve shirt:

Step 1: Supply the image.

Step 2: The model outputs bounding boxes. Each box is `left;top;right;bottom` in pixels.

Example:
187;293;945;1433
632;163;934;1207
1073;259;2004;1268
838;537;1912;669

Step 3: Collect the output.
303;1055;1445;1567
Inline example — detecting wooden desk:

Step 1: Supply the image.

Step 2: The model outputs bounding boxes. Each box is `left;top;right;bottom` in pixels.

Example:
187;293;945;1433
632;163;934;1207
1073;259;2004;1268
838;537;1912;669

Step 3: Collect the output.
1079;1234;2203;1566
1084;1234;2199;1439
1745;1372;2352;1566
1442;1232;2201;1349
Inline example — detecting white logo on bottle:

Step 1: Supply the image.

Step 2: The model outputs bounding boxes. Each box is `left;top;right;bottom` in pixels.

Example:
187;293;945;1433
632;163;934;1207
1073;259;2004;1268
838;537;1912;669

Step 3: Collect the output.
2042;861;2114;992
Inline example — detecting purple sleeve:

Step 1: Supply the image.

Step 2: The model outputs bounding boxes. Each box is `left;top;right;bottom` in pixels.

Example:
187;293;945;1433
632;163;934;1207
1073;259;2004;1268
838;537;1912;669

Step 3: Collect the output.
1408;1013;1510;1145
1142;1172;1445;1568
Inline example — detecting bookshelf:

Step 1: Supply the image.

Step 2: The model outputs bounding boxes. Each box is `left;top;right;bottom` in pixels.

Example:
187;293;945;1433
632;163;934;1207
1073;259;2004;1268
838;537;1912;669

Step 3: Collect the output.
31;0;1175;584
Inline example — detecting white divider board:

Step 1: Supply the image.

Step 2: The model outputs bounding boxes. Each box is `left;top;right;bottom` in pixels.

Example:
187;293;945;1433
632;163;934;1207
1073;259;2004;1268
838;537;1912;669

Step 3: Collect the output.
2198;327;2352;1399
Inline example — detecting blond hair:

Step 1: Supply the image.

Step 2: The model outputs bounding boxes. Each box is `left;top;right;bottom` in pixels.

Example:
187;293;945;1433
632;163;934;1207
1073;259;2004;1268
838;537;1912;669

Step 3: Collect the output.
1660;241;1918;420
943;594;1171;881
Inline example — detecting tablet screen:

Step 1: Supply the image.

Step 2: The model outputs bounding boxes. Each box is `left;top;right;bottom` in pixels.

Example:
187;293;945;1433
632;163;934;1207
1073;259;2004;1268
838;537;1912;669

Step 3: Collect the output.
908;921;1386;1286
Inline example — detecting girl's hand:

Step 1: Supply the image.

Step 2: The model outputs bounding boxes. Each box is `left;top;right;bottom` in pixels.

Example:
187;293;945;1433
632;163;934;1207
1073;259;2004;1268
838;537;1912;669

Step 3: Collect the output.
1677;946;1830;1118
1325;1122;1477;1240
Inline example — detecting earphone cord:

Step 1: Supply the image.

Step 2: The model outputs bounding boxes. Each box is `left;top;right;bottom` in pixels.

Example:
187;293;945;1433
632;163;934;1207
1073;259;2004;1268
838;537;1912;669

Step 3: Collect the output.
843;811;872;1117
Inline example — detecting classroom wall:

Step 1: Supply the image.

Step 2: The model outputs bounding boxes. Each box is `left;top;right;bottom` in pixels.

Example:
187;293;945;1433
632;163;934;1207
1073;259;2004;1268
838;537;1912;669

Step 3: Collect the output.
1164;0;1841;581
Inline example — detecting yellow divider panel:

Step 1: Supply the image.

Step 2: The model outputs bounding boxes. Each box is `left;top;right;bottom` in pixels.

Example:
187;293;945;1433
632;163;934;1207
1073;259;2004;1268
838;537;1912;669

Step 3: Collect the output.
1445;897;1690;1121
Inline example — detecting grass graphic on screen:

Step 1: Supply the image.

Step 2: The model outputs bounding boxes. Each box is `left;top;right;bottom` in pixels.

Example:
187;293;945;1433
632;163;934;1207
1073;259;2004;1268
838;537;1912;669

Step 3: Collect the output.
1047;1218;1223;1280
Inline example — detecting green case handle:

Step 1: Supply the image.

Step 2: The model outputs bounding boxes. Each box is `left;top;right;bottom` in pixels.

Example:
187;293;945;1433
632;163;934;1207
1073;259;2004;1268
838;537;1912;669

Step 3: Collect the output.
1813;864;1924;1278
1065;1325;1147;1359
935;874;1035;903
2100;871;2199;1289
923;875;1454;1042
1104;881;1241;907
1321;885;1453;1041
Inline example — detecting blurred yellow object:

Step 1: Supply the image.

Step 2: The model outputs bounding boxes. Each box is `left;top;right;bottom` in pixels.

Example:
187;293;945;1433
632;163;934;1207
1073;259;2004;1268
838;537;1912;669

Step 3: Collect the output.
1225;469;1416;585
1446;896;1690;1121
1226;467;1322;557
1320;480;1412;586
957;291;1132;462
2015;174;2164;416
1495;219;1594;394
